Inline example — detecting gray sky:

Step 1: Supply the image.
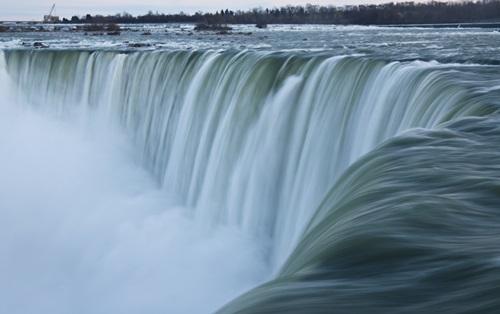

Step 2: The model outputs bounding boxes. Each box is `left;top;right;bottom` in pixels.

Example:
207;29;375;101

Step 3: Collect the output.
1;0;396;20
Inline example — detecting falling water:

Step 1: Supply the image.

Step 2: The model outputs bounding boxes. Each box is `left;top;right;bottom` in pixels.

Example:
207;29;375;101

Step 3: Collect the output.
2;48;500;313
4;50;497;267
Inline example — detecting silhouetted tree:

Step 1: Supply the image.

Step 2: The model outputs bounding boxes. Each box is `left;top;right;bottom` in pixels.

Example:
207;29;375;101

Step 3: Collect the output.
62;1;500;26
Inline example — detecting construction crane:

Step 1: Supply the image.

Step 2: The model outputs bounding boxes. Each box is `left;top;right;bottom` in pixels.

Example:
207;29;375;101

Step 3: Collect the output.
43;4;60;23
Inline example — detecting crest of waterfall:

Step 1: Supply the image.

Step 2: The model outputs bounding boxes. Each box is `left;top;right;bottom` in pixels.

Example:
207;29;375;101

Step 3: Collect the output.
3;49;497;269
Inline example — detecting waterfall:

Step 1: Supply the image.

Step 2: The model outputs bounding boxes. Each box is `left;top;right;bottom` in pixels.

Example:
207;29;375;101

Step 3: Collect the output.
3;49;497;270
218;114;500;313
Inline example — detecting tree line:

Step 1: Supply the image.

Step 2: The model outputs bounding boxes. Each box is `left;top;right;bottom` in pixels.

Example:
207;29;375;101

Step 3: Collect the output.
63;1;500;25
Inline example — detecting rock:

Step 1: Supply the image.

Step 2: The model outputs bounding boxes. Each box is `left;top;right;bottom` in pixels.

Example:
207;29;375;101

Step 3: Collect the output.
194;23;232;32
33;42;49;48
128;43;151;48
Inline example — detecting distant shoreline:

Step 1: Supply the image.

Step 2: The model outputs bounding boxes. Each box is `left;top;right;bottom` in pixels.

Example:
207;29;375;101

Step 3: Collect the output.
3;1;500;27
384;22;500;28
1;22;500;29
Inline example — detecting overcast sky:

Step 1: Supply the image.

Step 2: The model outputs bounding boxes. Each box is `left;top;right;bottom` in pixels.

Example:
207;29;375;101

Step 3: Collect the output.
1;0;402;20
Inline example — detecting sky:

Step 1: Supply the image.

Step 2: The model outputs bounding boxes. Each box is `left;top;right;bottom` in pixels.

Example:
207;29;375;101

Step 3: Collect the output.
1;0;400;21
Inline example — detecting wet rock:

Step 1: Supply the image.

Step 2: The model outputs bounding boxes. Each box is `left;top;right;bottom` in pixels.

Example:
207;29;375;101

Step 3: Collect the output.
33;42;49;49
128;43;151;48
194;23;232;32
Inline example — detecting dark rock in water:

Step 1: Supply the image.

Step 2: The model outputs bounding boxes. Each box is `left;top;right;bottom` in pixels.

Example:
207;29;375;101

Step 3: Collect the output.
128;43;151;48
105;23;121;32
33;42;49;49
256;23;268;29
82;23;121;33
194;23;232;32
107;31;121;36
194;23;210;31
142;32;152;36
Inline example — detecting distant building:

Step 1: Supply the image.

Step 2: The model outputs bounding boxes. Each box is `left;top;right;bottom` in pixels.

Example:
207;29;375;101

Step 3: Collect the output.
43;4;59;23
43;15;60;23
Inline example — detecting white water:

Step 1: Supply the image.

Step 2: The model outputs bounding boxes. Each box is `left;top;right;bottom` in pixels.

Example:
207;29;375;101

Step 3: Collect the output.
0;52;268;314
4;50;492;270
1;49;496;314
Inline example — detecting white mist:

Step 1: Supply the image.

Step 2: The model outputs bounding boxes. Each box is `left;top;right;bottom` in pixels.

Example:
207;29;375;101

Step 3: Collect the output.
0;56;269;314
